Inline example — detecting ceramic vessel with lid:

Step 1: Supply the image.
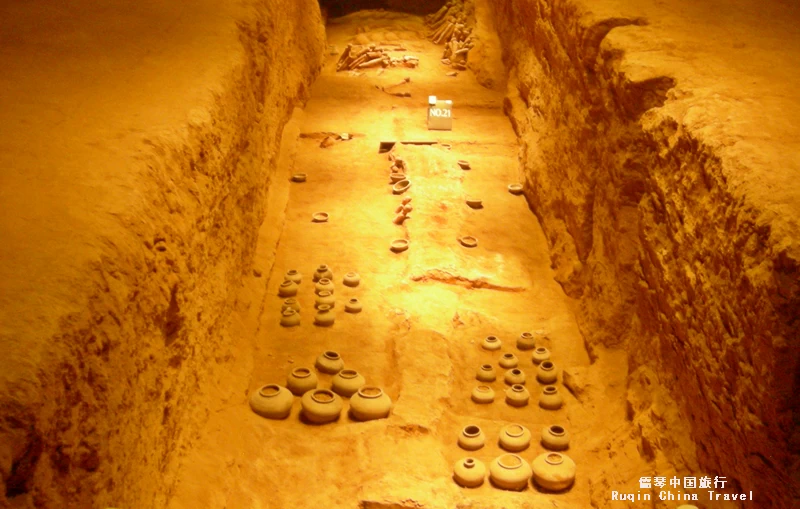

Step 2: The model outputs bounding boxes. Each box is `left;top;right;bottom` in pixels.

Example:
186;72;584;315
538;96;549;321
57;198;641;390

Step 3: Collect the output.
476;364;496;382
481;335;501;351
541;425;570;450
349;386;392;421
453;457;486;488
314;305;335;326
499;353;519;369
505;384;530;407
539;385;563;410
280;309;300;327
249;384;294;419
313;264;333;282
286;367;318;396
331;369;366;397
532;347;551;364
531;452;576;491
489;454;533;491
301;389;343;424
471;385;495;404
457;425;485;451
517;331;535;350
537;361;558;384
504;368;526;385
499;423;532;452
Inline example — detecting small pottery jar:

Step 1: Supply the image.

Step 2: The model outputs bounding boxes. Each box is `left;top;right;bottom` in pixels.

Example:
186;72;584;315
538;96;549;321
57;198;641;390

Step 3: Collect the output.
537;361;558;384
342;272;361;287
453;457;486;488
499;353;519;369
315;290;335;309
281;298;300;313
481;335;501;351
315;350;344;374
249;384;294;419
531;452;576;491
314;305;335;326
286;367;318;396
312;212;329;223
465;197;482;209
471;385;495;404
278;280;298;297
539;385;563;410
313;264;333;282
458;159;471;170
499;423;532;452
458;425;485;451
489;454;533;491
315;278;335;295
541;425;570;451
291;173;307;182
476;364;496;382
508;183;524;195
344;298;362;313
331;369;366;397
459;236;478;248
390;173;405;183
392;179;411;194
505;384;530;407
390;239;409;252
532;347;551;364
349;386;392;421
284;269;302;284
300;389;343;424
280;308;300;327
517;331;535;350
504;368;526;385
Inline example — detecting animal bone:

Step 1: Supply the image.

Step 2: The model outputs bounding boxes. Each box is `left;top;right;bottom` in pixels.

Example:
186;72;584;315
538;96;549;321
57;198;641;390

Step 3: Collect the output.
359;57;385;68
384;77;411;90
402;197;412;205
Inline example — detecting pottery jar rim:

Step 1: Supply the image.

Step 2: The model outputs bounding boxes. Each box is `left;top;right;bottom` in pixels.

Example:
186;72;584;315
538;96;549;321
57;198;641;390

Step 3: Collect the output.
286;269;298;275
284;298;298;304
310;389;336;404
293;368;311;378
318;278;332;285
476;385;490;392
503;353;514;359
357;386;384;399
498;454;523;469
463;425;481;437
511;384;525;392
463;458;476;468
536;347;548;353
349;298;359;303
505;424;525;437
511;368;522;375
540;361;554;370
481;364;492;370
549;425;565;436
345;271;357;277
485;336;498;342
543;385;558;395
280;280;294;287
323;351;340;360
545;452;564;465
339;369;358;379
282;309;297;317
520;332;533;338
258;384;282;398
318;290;332;297
317;305;332;312
317;264;329;271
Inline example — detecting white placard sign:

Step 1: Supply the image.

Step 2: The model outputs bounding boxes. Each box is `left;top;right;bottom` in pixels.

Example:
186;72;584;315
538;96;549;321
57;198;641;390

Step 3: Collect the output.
427;95;453;131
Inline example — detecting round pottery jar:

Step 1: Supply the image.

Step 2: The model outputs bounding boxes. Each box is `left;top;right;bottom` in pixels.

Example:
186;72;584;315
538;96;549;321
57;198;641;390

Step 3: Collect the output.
459;235;478;248
541;425;570;451
476;364;496;382
465;197;483;209
517;331;536;350
537;361;558;384
499;353;519;369
278;280;298;297
249;384;294;419
331;369;366;397
301;389;343;424
280;308;300;327
392;179;411;194
343;272;361;287
539;385;564;410
315;350;344;374
312;212;329;223
291;173;307;182
458;160;471;170
284;269;302;284
349;386;393;421
453;457;486;488
315;290;335;309
532;347;551;365
531;452;576;491
286;367;318;396
344;298;362;313
481;335;502;351
315;278;335;295
281;298;300;313
458;425;485;451
499;423;532;452
504;368;526;385
471;385;495;404
505;384;530;407
313;264;333;282
508;183;524;195
489;454;533;491
390;239;409;252
314;305;335;326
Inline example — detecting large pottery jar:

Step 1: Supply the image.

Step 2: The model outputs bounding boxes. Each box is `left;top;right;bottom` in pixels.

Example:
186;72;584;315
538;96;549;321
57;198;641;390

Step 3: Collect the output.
249;384;294;419
481;335;501;351
505;384;530;407
457;425;485;451
284;269;302;284
301;389;343;424
315;290;335;309
278;280;298;297
286;367;318;396
314;305;335;326
476;364;496;382
499;423;531;452
504;368;526;385
471;385;495;404
489;454;533;491
536;361;558;384
349;386;392;421
282;298;300;313
517;331;535;350
541;425;570;450
280;309;300;327
531;452;576;491
453;457;486;488
539;385;563;410
313;264;333;282
315;350;344;374
343;272;361;287
531;347;551;365
315;278;335;295
331;369;366;397
499;353;519;369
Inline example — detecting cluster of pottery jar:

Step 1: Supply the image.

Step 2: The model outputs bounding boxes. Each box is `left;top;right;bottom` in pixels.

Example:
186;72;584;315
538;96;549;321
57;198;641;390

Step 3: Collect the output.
277;265;364;326
248;350;393;424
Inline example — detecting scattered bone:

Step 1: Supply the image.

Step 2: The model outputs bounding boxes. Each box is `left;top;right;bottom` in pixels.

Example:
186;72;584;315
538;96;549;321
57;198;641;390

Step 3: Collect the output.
446;71;458;77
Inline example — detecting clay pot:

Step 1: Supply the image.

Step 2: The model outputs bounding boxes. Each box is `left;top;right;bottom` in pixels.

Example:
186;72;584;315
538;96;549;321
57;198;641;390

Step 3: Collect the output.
531;452;576;491
315;290;335;309
280;308;300;327
453;457;486;488
291;173;307;182
343;272;361;287
392;179;411;194
457;425;485;451
249;384;294;419
315;350;344;374
313;264;333;282
390;239;409;252
504;368;526;385
282;298;300;313
465;197;482;209
314;305;335;326
517;331;535;350
349;386;392;421
476;364;496;382
508;183;523;195
331;369;366;397
536;361;558;384
284;269;302;284
539;385;563;410
278;280;298;297
301;389;343;424
499;423;532;452
286;367;318;396
532;347;551;364
499;353;518;369
481;335;501;351
458;159;470;169
390;173;405;183
459;235;478;248
315;278;335;295
505;384;530;407
489;454;533;491
344;298;362;313
471;385;495;404
312;212;329;223
541;425;570;451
